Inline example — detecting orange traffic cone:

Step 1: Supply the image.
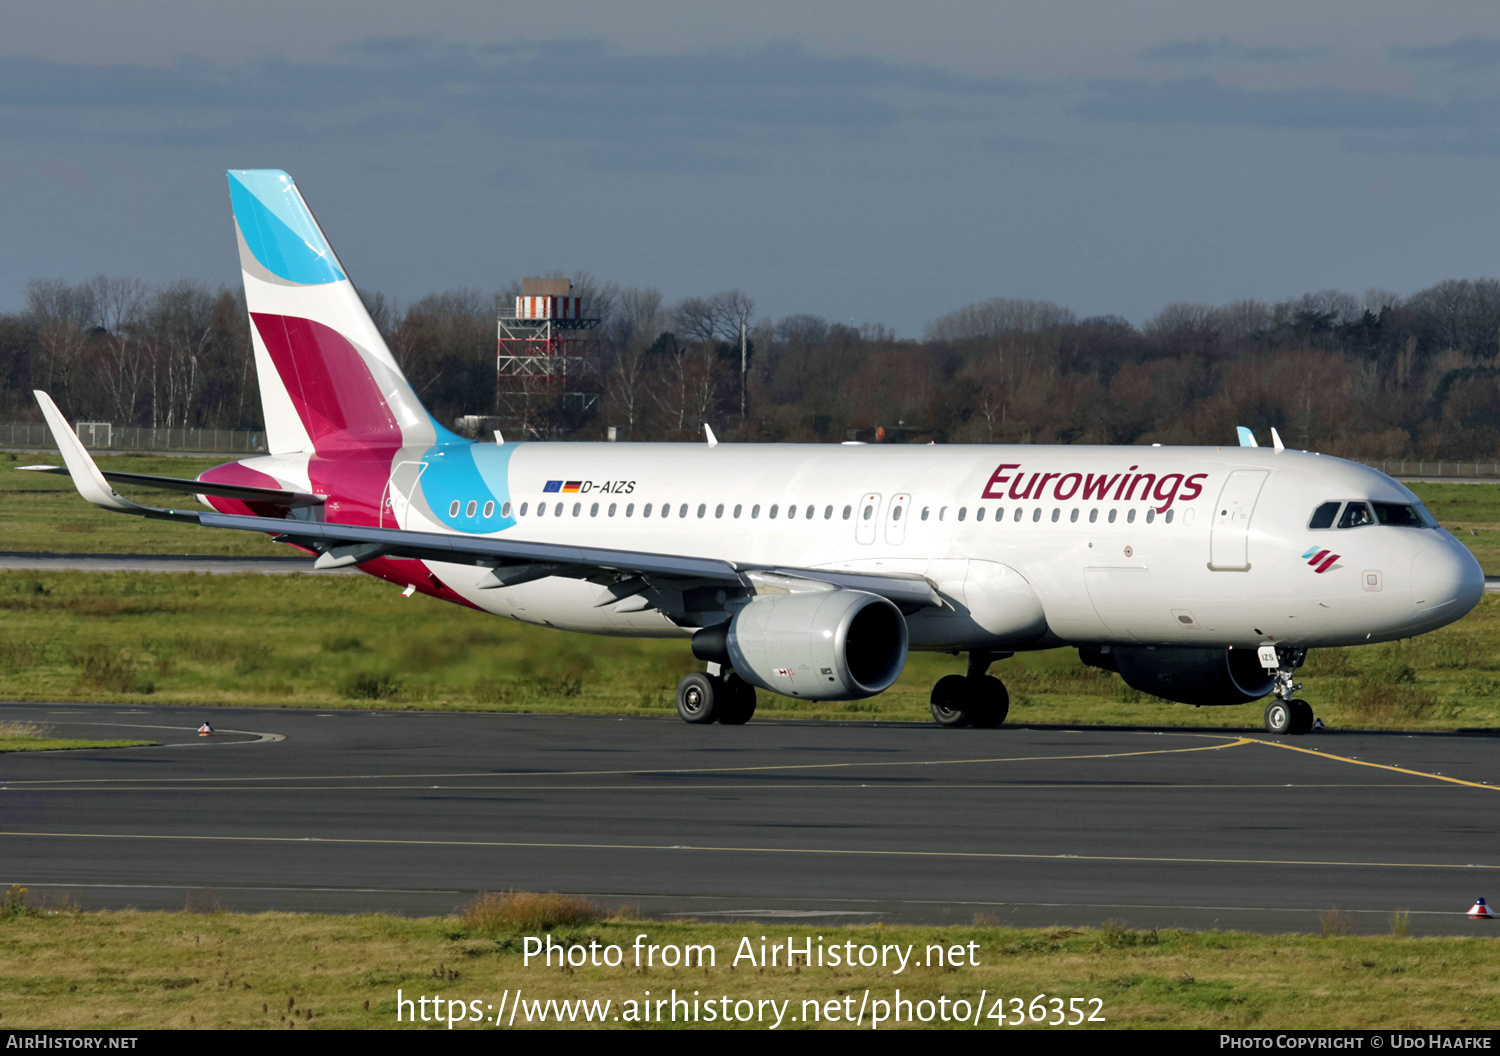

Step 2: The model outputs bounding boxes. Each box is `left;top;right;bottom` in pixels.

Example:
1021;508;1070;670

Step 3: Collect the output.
1468;898;1492;920
198;722;213;737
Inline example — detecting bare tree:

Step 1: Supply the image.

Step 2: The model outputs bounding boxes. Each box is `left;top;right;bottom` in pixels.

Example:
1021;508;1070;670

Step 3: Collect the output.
88;275;149;423
24;278;96;398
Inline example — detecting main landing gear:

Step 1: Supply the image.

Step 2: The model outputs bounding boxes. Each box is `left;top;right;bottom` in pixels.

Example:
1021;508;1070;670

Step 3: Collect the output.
930;650;1011;729
675;667;757;726
1262;646;1314;736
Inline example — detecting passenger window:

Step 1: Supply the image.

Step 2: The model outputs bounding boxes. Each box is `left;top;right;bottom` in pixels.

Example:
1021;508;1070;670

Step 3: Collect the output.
1164;509;1173;523
787;505;797;520
714;503;724;518
995;507;1004;522
554;503;563;516
572;503;581;517
1126;508;1136;523
679;504;688;518
892;505;903;522
519;502;528;516
752;504;760;519
1050;508;1060;523
1013;508;1023;522
921;507;929;521
863;504;874;520
805;504;814;519
1032;508;1041;522
939;507;947;521
465;500;477;517
626;503;635;517
1145;508;1155;523
486;501;496;518
608;503;617;516
697;503;706;518
1338;502;1374;529
662;503;671;518
537;503;546;517
590;502;599;516
1088;508;1097;523
734;504;742;518
843;505;852;520
957;507;967;522
770;504;779;519
449;500;460;517
1108;509;1117;523
1069;508;1078;523
975;507;985;522
1308;501;1340;529
824;505;833;519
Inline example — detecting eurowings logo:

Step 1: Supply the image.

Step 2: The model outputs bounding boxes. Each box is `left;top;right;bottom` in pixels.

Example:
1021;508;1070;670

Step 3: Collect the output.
1302;547;1341;573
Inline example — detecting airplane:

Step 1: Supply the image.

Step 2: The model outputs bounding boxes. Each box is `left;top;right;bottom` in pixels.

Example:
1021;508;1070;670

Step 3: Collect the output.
30;170;1486;735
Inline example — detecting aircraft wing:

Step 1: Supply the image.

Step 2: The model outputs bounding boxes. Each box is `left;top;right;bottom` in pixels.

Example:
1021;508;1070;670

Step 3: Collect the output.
18;464;325;508
31;390;942;610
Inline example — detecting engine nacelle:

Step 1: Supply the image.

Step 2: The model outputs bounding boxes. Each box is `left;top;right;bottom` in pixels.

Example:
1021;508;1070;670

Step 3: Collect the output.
697;590;908;700
1081;645;1273;707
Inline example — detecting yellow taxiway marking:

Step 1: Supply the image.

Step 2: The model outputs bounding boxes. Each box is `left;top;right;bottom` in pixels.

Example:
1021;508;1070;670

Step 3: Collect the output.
0;734;1252;785
0;828;1494;872
1248;738;1499;793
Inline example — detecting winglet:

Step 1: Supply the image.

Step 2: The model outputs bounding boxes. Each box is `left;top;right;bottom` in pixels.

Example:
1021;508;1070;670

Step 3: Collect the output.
32;391;146;513
1235;426;1259;448
704;423;718;448
1270;427;1285;453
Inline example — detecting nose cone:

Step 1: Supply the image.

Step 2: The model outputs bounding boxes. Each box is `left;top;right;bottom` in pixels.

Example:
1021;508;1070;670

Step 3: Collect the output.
1410;539;1485;624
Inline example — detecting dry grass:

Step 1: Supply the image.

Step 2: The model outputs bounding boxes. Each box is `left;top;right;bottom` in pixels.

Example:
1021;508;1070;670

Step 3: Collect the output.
458;891;597;933
0;720;43;738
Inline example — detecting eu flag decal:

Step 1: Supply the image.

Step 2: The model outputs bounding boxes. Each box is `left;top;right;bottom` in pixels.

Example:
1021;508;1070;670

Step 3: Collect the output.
542;480;562;493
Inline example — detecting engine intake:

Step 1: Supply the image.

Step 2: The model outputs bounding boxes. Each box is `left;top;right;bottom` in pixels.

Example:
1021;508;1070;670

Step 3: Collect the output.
1081;645;1273;707
696;589;908;700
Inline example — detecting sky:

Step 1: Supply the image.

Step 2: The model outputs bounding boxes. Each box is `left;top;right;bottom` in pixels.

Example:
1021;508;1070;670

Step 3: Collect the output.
4;1;1500;336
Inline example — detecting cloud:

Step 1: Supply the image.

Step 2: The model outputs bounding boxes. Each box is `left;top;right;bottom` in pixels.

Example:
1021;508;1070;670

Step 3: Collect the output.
1078;76;1479;131
1142;38;1332;65
1393;36;1500;71
0;38;1027;170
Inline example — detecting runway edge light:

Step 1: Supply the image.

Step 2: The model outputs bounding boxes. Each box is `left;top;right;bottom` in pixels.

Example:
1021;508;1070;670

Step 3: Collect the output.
1467;897;1492;920
198;722;213;737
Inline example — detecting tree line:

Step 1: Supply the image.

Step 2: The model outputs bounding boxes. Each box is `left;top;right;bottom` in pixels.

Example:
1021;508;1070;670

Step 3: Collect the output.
4;273;1500;459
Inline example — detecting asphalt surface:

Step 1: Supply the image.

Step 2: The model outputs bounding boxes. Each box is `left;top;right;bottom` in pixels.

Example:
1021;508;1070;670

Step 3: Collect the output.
2;703;1497;935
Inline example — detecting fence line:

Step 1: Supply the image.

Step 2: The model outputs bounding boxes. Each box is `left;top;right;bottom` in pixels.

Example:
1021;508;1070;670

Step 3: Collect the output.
0;422;266;454
1;422;1498;476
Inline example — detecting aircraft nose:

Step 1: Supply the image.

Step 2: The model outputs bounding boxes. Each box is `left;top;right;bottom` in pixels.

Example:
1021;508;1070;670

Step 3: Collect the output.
1410;540;1485;620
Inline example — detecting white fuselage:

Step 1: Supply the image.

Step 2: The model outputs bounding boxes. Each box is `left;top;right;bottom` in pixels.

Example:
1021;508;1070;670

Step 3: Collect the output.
239;441;1480;652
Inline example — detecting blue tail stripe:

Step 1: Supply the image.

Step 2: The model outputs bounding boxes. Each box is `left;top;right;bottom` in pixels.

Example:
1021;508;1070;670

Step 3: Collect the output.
228;170;346;286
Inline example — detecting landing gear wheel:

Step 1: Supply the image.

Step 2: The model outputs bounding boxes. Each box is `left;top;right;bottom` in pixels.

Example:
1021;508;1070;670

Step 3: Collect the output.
716;676;757;726
968;675;1010;729
1287;698;1314;736
930;674;974;727
676;672;722;724
1264;699;1292;735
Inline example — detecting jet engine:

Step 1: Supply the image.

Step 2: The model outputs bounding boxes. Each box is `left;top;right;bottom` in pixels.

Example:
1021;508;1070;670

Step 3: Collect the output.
693;589;908;700
1080;645;1273;707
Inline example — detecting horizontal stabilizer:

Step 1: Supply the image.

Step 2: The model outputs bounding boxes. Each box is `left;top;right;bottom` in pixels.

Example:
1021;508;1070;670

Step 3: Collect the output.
19;465;324;508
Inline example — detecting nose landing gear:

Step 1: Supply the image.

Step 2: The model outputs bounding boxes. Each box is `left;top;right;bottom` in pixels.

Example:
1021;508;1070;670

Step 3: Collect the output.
1261;646;1314;735
930;650;1012;728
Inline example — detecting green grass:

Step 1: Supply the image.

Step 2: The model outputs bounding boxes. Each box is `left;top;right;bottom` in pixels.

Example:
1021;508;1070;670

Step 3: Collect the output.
0;719;154;753
2;467;1499;729
0;452;282;555
0;901;1495;1029
0;569;1496;729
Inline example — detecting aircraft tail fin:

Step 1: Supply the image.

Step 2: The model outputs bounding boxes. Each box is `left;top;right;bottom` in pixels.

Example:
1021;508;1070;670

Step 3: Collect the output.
227;170;465;456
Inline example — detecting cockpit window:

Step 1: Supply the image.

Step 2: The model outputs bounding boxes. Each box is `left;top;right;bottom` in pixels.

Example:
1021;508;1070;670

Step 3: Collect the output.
1337;502;1375;529
1308;502;1340;529
1372;502;1435;528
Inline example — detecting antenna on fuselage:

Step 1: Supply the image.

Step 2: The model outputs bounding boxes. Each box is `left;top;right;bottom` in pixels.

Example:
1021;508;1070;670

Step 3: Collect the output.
1236;426;1259;448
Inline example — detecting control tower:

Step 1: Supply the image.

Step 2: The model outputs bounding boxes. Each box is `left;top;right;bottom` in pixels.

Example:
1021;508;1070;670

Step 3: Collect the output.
496;277;601;437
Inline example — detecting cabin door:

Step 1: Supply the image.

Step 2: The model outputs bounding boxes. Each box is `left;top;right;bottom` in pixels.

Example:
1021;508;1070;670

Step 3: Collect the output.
1208;470;1268;571
382;461;427;530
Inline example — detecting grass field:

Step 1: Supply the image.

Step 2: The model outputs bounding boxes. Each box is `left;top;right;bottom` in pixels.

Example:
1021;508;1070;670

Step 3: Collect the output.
0;719;153;753
1;894;1496;1030
0;456;1498;730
